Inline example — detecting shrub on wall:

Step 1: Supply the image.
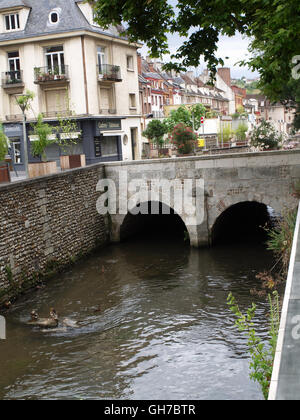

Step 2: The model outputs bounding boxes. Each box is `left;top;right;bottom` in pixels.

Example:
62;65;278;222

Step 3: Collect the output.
250;120;283;150
169;123;197;155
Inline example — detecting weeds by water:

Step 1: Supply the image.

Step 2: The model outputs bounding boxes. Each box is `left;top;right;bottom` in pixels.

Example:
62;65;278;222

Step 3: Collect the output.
227;291;280;400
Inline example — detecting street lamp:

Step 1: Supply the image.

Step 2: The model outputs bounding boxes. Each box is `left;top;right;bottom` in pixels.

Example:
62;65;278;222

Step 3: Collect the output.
15;91;35;179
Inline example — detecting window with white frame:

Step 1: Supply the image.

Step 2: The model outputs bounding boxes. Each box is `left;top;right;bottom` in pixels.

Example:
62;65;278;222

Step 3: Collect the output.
8;51;20;72
97;46;107;72
127;55;134;71
129;93;136;108
49;11;59;25
10;138;22;164
45;46;65;73
4;13;20;31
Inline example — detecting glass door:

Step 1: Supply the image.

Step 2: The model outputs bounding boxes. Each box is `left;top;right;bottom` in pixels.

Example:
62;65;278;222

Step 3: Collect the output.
45;46;65;75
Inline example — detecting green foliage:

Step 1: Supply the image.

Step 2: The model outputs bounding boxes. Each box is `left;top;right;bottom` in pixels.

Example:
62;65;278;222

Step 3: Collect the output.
227;291;280;400
164;104;206;133
169;123;197;155
205;110;218;119
30;114;54;162
142;119;168;149
90;0;299;91
54;113;81;154
235;122;248;142
266;209;297;277
217;124;234;143
15;90;35;112
250;120;283;150
0;124;8;162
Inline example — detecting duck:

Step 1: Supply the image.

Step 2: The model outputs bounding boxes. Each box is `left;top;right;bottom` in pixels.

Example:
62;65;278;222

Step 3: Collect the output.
27;308;59;329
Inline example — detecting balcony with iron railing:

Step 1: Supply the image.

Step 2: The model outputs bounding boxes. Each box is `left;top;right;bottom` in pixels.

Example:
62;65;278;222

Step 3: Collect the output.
2;70;24;91
34;65;69;85
97;64;122;83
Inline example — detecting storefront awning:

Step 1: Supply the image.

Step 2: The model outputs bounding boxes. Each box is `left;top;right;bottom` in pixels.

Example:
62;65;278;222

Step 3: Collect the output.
101;131;124;137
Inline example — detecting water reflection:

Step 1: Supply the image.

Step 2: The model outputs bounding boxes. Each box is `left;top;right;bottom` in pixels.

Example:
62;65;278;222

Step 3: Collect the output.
0;237;275;400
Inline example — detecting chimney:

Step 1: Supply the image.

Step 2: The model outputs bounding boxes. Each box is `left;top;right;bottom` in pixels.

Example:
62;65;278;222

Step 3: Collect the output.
218;67;231;87
137;53;142;75
148;62;156;72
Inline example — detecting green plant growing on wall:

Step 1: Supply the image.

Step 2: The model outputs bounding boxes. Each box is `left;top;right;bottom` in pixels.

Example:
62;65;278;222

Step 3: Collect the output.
266;209;297;277
0;124;8;162
30;114;54;162
227;291;280;400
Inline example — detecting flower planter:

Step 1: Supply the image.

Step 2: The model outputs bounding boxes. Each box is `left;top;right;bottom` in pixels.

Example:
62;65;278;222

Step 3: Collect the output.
60;154;86;170
0;162;10;183
28;161;57;179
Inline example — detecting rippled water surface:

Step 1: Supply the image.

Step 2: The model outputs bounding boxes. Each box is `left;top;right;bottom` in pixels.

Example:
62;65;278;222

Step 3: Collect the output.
0;238;275;400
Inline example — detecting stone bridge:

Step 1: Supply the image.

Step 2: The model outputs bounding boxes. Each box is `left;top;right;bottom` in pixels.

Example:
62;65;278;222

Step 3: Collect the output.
0;149;299;304
105;150;300;247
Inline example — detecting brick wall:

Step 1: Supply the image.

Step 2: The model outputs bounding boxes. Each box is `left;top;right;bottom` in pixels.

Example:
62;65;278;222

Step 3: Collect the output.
0;164;108;305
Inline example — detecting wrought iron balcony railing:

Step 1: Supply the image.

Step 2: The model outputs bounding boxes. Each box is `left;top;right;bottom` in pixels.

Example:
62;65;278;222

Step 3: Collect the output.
34;65;69;84
97;64;122;82
2;70;23;87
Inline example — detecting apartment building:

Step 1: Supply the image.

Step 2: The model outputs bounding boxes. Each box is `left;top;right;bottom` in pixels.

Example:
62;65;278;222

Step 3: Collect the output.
0;0;142;171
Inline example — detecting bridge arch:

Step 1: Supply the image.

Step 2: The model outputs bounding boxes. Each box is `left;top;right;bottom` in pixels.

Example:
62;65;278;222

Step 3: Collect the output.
115;200;192;244
210;200;277;245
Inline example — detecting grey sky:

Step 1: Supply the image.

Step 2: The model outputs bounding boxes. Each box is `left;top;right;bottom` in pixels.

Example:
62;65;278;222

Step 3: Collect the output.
140;0;259;79
140;32;259;79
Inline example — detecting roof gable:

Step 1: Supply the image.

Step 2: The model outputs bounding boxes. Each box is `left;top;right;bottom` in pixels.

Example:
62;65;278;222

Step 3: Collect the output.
0;0;126;42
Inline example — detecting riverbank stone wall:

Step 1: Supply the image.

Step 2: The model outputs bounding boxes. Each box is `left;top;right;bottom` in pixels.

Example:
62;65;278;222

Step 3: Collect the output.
0;165;108;306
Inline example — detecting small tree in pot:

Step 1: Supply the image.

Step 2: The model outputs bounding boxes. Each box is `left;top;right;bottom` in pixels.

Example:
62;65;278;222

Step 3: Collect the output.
142;119;168;156
31;114;54;162
0;124;10;183
28;114;57;178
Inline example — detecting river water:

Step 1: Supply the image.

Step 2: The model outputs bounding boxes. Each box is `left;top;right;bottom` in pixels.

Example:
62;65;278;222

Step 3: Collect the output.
0;236;275;400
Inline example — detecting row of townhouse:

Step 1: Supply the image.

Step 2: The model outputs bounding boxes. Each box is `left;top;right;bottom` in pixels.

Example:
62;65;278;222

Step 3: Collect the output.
0;0;143;172
243;94;296;134
138;57;234;122
1;1;293;173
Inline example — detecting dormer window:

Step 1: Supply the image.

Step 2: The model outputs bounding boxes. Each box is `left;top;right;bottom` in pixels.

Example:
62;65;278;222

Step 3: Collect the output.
4;13;20;31
49;10;60;25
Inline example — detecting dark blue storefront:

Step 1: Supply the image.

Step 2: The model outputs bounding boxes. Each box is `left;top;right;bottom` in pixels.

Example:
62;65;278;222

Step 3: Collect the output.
3;116;124;172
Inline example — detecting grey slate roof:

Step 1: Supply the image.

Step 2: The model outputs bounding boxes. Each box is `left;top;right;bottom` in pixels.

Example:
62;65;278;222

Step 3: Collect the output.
0;0;125;42
0;0;29;9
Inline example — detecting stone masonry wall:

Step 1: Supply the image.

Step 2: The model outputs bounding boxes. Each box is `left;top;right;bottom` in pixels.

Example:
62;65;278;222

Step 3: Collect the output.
0;164;108;304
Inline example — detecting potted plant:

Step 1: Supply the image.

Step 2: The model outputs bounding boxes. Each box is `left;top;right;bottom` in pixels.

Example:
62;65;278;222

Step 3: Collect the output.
28;114;57;178
142;119;168;157
54;112;85;170
169;123;197;156
0;124;10;183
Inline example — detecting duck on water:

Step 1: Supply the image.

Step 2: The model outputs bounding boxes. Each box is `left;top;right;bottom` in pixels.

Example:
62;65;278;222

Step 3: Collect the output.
27;308;79;330
27;308;59;328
